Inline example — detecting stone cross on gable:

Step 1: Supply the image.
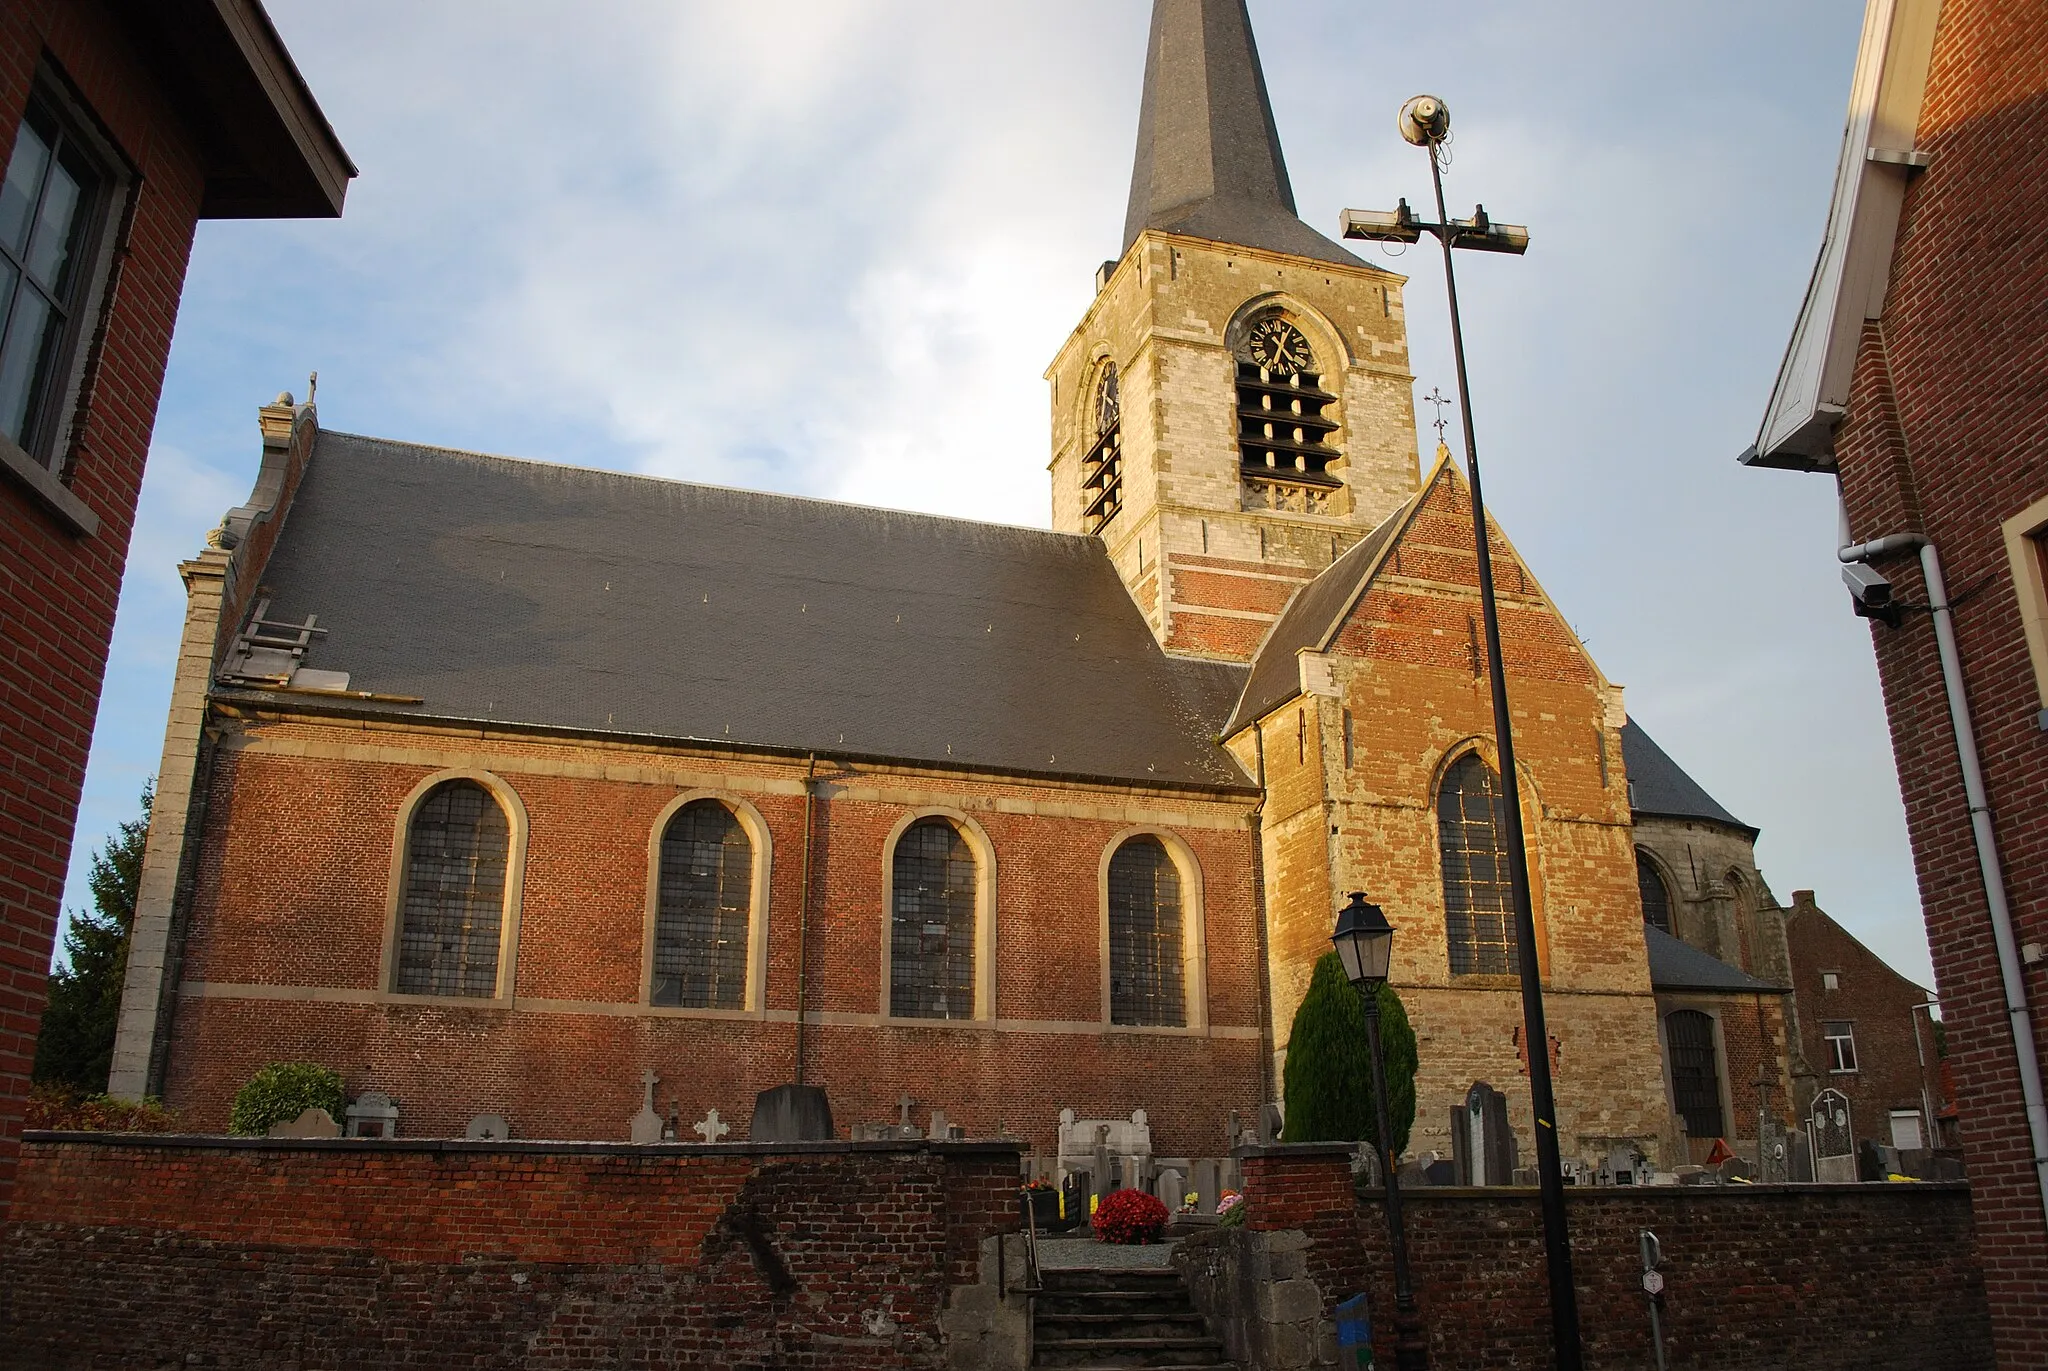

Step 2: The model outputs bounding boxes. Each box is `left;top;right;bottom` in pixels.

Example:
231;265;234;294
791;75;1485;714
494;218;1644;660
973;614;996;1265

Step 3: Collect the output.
693;1108;730;1144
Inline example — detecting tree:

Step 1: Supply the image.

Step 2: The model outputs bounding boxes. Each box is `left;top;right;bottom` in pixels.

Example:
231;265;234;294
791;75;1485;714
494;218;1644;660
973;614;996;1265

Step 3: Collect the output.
32;782;151;1094
1281;951;1417;1157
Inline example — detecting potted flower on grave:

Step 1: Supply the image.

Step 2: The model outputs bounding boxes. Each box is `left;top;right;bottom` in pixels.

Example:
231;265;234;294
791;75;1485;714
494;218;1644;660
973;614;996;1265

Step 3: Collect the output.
1020;1178;1060;1228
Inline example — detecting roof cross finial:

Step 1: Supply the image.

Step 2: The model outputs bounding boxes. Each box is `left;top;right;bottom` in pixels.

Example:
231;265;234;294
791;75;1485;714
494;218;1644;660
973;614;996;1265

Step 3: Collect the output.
1423;386;1454;453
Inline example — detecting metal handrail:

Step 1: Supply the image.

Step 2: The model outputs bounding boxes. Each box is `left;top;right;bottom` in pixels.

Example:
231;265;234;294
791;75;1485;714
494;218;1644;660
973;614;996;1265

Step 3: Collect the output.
1016;1189;1043;1295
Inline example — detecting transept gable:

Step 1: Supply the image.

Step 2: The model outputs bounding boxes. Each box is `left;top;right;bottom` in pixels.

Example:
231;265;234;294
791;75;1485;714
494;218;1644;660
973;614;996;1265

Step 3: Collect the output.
1223;452;1614;738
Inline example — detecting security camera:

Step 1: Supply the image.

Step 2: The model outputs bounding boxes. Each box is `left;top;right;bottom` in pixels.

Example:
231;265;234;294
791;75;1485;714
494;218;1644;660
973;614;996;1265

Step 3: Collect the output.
1843;562;1903;628
1399;95;1450;147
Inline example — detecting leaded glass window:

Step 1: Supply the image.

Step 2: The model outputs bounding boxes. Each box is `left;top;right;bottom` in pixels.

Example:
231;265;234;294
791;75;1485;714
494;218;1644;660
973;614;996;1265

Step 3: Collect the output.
652;800;752;1009
1666;1010;1724;1139
1438;753;1518;976
890;818;977;1019
1109;837;1185;1027
394;780;510;997
1637;850;1672;934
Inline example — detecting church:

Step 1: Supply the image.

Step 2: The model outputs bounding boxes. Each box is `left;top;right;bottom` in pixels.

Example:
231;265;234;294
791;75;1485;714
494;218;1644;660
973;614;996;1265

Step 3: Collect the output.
107;0;1803;1174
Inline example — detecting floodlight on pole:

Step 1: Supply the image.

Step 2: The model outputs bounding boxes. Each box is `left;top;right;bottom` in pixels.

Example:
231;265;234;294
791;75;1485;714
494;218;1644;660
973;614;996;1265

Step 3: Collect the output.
1339;96;1584;1370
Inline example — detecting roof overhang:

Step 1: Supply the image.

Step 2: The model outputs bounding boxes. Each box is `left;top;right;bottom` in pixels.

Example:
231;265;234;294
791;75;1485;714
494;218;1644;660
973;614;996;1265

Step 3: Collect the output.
1743;0;1941;473
103;0;354;218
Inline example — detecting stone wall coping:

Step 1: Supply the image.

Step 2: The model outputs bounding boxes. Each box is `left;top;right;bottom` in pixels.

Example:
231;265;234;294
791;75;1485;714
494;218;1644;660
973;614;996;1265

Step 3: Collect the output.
1230;1142;1356;1160
1351;1181;1971;1201
20;1130;1025;1160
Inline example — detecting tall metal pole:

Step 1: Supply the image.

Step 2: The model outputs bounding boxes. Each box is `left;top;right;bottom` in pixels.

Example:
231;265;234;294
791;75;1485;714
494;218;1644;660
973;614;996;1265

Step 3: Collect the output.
1422;143;1584;1368
1364;992;1428;1370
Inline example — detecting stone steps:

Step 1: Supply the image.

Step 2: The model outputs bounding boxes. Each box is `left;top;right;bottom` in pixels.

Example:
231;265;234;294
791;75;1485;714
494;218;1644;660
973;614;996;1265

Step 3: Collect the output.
1033;1267;1234;1370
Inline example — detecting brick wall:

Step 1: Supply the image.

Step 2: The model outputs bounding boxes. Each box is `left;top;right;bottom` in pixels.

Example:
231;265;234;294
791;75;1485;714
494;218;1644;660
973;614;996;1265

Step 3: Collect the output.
1827;0;2048;1360
1784;891;1938;1147
0;1133;1023;1369
0;0;210;1217
152;715;1267;1156
1208;1145;1991;1370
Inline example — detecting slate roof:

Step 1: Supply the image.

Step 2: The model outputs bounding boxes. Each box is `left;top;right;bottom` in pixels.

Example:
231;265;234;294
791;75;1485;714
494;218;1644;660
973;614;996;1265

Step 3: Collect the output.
1224;498;1414;735
241;431;1253;790
1644;925;1782;994
1621;720;1753;833
1123;0;1367;268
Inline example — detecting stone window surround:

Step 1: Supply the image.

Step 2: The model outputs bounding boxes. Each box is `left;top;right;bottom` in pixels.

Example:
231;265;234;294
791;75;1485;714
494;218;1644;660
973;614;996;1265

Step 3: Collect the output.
1635;846;1678;932
1655;997;1737;1147
1096;827;1210;1036
377;768;529;1005
2000;491;2048;722
878;807;998;1026
637;791;773;1019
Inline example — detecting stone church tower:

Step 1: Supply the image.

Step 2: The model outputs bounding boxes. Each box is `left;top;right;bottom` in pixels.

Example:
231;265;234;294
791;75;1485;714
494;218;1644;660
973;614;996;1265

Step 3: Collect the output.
1046;0;1421;662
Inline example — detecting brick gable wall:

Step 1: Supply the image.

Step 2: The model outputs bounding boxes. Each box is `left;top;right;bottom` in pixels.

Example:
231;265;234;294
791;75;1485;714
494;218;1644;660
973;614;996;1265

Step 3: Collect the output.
0;0;208;1217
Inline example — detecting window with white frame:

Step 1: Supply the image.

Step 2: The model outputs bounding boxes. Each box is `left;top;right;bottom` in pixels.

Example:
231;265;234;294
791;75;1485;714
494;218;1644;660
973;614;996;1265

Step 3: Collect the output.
0;91;114;467
1824;1020;1859;1073
1822;971;1840;992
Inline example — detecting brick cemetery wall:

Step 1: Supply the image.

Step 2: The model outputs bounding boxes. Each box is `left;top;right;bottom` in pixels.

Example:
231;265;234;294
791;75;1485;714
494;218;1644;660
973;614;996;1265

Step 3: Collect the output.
1172;1144;1992;1371
0;1133;1026;1370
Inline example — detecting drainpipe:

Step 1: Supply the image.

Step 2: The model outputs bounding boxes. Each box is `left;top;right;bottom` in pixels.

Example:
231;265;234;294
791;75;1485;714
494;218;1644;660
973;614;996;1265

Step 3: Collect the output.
794;753;818;1087
1838;506;2048;1230
1251;726;1276;1110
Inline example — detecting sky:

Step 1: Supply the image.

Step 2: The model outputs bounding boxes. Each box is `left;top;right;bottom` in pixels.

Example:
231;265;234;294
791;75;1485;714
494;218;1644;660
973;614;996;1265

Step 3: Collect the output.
60;0;1936;987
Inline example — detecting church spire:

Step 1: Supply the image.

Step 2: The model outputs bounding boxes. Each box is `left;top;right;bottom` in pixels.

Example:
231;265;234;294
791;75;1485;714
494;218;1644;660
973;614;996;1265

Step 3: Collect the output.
1122;0;1361;267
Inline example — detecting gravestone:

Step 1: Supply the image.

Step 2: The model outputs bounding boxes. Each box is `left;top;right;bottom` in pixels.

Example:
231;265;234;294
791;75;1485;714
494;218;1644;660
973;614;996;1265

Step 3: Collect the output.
751;1084;834;1142
1424;1159;1455;1186
1193;1158;1220;1213
1063;1171;1091;1224
1858;1139;1891;1183
1155;1167;1185;1209
927;1109;949;1141
269;1107;341;1139
629;1070;664;1145
1092;1125;1113;1205
1452;1082;1516;1186
1353;1144;1382;1189
344;1091;398;1139
1812;1089;1856;1183
1606;1145;1641;1186
693;1108;730;1144
1719;1155;1754;1183
465;1114;511;1141
1257;1103;1283;1145
1788;1130;1816;1183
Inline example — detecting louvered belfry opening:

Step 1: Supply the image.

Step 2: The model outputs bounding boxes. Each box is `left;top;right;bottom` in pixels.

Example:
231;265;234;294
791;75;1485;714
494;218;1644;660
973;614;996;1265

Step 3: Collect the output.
1438;753;1519;977
891;818;978;1019
1666;1009;1725;1139
1234;315;1341;515
652;800;752;1009
1082;363;1123;534
1109;836;1186;1027
395;780;510;997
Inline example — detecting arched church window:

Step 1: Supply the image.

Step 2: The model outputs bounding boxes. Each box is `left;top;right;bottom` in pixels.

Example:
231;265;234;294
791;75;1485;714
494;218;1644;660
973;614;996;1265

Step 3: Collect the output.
1235;314;1342;515
1666;1009;1725;1140
1636;850;1672;934
890;818;978;1019
394;780;511;997
1109;836;1185;1027
652;800;752;1009
1438;753;1518;977
1082;363;1123;534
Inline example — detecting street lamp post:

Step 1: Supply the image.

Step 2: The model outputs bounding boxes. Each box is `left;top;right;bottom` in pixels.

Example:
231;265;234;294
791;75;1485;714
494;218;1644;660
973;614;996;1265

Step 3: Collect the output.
1340;95;1585;1370
1332;891;1428;1371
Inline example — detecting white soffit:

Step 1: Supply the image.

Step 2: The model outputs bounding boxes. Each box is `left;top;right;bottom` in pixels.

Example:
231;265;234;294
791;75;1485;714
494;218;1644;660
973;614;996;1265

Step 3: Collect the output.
1746;0;1942;471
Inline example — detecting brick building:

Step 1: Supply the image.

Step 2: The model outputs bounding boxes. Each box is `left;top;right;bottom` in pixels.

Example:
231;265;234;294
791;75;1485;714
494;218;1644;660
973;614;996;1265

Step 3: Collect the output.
113;0;1838;1177
0;0;348;1213
1743;0;2048;1357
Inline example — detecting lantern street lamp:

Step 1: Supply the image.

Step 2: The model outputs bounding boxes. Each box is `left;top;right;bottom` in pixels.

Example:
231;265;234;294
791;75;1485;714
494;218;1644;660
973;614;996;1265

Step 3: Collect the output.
1332;891;1427;1370
1341;96;1584;1370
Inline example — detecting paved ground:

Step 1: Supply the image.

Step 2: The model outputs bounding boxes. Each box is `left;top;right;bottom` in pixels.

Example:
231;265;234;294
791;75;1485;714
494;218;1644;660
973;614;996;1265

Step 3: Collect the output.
1035;1235;1179;1269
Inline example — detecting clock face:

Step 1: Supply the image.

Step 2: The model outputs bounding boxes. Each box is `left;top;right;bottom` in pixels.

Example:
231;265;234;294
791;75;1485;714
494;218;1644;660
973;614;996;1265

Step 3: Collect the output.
1245;318;1315;375
1095;368;1121;433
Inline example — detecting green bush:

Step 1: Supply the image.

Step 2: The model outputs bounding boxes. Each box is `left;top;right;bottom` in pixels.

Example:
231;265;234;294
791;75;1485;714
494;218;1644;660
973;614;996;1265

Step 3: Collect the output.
230;1062;345;1136
1281;952;1417;1158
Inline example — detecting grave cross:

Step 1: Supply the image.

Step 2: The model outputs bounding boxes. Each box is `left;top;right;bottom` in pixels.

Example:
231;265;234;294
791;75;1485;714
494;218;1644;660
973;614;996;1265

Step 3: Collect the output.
693;1108;730;1144
898;1094;915;1128
641;1069;659;1114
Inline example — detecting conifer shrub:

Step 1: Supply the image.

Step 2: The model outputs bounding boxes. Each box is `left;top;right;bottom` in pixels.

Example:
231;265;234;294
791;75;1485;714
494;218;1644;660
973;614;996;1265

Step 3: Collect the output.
1092;1188;1169;1244
230;1062;346;1136
1281;952;1417;1157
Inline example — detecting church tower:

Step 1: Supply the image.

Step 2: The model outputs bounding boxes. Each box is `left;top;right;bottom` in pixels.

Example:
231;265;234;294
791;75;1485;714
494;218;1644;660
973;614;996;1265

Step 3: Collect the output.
1047;0;1421;662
